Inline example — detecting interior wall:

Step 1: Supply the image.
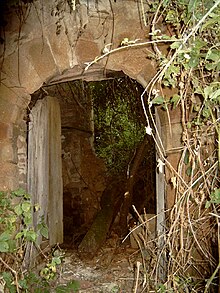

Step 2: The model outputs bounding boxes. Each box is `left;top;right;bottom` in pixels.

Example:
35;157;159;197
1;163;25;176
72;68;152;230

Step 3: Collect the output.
30;83;106;242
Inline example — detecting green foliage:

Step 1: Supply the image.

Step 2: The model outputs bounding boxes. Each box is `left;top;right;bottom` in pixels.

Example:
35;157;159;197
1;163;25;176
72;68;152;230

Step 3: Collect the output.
206;188;220;208
0;189;79;292
40;249;65;281
148;0;220;162
0;188;36;253
91;78;145;176
146;0;220;291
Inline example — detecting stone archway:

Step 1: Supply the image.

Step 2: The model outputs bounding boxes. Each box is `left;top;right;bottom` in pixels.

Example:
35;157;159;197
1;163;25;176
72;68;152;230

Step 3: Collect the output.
0;1;182;252
0;0;158;190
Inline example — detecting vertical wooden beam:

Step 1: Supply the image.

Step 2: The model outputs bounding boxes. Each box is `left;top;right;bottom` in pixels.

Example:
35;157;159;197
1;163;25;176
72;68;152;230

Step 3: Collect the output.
155;108;166;282
28;96;63;248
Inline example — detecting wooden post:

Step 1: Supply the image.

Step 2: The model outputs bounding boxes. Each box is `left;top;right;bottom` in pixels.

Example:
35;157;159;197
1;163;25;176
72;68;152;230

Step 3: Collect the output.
155;108;166;283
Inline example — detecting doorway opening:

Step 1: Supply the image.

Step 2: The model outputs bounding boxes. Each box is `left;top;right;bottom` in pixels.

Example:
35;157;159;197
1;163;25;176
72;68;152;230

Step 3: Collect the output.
27;75;157;249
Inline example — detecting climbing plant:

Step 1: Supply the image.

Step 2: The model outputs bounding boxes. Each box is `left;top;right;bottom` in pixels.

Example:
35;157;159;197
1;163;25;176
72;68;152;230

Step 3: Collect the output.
141;0;220;291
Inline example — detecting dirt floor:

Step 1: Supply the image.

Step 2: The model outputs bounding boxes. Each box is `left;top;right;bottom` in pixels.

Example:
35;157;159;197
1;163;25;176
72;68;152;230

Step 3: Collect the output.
55;233;149;293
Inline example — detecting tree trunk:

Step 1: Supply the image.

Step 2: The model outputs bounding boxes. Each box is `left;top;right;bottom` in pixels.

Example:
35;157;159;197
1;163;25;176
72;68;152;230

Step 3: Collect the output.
78;135;151;257
119;135;150;234
78;180;125;258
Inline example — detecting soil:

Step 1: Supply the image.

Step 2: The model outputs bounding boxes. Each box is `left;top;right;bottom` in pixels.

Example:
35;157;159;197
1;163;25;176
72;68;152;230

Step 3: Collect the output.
55;234;146;293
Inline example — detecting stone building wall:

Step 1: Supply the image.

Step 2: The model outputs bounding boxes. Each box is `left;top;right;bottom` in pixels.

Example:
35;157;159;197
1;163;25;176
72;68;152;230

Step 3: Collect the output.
0;0;182;225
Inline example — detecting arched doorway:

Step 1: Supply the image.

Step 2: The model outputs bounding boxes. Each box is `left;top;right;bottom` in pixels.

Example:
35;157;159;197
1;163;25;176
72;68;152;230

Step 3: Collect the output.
27;75;160;251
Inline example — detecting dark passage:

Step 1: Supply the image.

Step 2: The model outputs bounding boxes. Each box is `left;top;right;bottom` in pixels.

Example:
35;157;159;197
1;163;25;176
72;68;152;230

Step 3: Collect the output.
31;76;156;253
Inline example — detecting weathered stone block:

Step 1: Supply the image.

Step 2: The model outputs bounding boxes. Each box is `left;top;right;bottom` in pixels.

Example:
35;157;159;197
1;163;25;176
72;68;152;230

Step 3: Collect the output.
0;98;20;124
0;83;31;107
0;122;13;140
161;123;183;151
45;26;78;72
28;38;59;82
2;50;43;93
0;176;19;191
76;39;100;63
157;106;182;126
0;140;17;163
0;162;18;178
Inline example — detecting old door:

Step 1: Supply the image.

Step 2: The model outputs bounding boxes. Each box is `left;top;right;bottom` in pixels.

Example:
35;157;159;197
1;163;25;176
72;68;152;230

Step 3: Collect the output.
28;96;63;246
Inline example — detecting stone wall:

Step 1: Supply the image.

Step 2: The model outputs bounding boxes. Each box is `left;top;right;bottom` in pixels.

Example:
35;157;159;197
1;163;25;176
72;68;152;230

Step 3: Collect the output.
0;0;182;216
0;0;159;191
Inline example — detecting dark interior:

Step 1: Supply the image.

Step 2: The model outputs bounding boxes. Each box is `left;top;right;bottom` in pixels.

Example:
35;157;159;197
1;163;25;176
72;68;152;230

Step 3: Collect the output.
29;76;156;249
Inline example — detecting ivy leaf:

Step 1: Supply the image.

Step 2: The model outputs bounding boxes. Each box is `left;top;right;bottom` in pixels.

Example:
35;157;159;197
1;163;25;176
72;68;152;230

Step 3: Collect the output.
7;239;16;252
186;166;192;176
52;256;62;265
0;231;11;242
194;39;206;51
205;62;217;71
18;279;28;290
210;189;220;204
26;230;37;242
170;41;181;49
12;188;25;197
22;201;31;212
188;0;197;14
23;214;32;226
210;89;220;102
0;241;9;252
40;226;49;239
151;96;165;105
202;106;210;118
206;49;220;62
187;122;191;129
14;204;23;216
205;201;211;209
188;54;200;68
184;150;189;165
2;272;16;293
15;231;24;239
170;94;181;108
